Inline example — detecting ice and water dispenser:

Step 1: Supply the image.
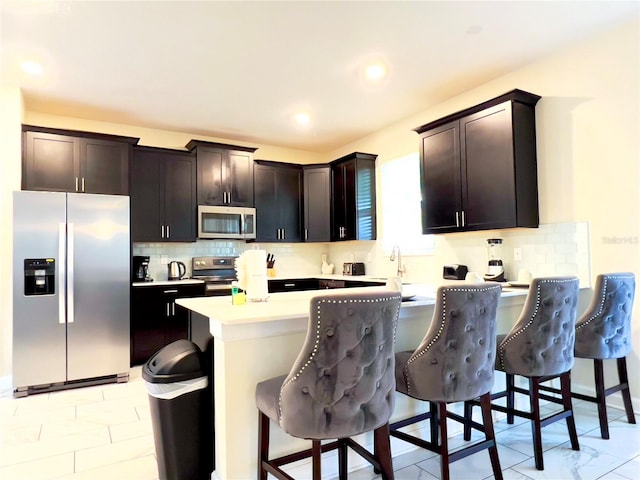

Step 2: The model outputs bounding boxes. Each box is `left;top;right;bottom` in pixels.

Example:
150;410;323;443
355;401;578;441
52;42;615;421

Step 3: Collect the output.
24;258;55;296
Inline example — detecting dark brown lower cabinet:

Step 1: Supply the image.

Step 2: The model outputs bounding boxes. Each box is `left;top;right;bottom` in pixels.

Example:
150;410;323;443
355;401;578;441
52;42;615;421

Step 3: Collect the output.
130;283;205;366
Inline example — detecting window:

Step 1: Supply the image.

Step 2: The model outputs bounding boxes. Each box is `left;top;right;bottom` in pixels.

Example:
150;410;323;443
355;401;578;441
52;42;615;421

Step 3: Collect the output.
380;152;435;255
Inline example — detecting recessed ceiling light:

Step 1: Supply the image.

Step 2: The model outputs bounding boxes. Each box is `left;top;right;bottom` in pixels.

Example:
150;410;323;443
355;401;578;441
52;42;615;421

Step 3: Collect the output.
294;112;311;126
21;60;44;76
364;63;387;82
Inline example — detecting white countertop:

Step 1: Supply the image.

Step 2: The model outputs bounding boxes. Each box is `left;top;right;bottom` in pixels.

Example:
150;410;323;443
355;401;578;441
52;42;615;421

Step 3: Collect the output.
177;283;528;341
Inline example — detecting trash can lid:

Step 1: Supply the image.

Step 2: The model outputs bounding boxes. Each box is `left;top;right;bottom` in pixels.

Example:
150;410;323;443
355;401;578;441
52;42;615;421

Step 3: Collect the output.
142;339;205;384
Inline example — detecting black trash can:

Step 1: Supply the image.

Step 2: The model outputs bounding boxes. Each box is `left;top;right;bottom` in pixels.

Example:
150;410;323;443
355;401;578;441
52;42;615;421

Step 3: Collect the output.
143;339;212;480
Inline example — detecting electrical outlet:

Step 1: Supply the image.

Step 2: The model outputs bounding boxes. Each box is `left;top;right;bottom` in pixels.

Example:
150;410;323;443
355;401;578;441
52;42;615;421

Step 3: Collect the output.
513;248;522;261
160;255;168;265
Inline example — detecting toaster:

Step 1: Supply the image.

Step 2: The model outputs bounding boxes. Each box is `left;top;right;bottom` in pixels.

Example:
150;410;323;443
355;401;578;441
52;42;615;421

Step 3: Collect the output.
443;264;469;280
343;262;366;276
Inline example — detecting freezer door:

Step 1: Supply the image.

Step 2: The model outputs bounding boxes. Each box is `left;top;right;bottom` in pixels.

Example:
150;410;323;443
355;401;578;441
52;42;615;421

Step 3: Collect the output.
66;193;130;380
12;191;68;388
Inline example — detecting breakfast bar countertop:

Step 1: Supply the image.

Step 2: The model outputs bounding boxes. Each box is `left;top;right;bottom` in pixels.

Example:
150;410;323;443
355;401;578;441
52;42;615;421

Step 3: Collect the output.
175;283;530;480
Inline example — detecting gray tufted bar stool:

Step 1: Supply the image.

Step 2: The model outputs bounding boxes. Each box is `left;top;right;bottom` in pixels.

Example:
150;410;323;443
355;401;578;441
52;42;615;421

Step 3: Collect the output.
390;283;503;480
466;276;580;471
255;291;402;480
567;273;635;439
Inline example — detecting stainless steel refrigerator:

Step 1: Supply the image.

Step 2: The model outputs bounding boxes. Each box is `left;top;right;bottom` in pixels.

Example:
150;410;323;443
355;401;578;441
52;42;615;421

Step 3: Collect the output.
13;191;130;396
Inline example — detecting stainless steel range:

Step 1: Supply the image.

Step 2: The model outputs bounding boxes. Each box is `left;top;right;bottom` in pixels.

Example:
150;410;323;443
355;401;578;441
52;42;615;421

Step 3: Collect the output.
191;256;237;296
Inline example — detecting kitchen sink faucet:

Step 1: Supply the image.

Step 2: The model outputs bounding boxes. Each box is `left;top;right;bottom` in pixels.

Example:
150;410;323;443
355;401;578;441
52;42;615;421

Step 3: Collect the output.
390;245;406;277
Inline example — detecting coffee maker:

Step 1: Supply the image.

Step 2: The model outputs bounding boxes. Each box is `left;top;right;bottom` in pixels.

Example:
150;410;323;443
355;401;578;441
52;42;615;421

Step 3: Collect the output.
132;255;151;282
483;238;505;282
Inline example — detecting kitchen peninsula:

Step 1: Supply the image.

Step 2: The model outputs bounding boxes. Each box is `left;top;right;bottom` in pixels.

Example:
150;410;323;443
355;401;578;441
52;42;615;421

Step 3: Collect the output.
177;283;528;480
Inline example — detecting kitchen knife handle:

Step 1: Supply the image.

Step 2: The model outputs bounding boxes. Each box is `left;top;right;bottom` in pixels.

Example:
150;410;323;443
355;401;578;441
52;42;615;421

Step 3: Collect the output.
58;223;66;324
67;223;75;324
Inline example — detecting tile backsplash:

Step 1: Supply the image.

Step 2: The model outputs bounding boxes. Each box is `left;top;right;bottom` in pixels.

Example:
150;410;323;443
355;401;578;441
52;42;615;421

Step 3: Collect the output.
133;221;591;286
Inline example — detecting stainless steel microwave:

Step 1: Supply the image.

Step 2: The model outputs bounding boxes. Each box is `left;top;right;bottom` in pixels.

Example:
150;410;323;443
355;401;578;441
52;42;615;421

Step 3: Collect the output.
198;205;256;240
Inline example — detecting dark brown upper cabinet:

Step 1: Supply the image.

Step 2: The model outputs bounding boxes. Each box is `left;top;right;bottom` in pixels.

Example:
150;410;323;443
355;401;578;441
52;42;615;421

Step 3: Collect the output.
303;165;331;242
22;125;138;195
130;146;197;242
330;152;377;241
185;140;257;207
254;161;302;243
415;89;540;234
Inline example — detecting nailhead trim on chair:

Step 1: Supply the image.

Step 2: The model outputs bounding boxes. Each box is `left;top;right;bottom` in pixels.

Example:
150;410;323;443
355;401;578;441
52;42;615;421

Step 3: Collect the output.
278;295;401;421
405;285;500;395
576;274;634;331
499;278;576;371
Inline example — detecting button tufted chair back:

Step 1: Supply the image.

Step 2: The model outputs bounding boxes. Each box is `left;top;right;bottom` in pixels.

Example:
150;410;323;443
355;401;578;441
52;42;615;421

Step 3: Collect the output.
278;291;402;440
575;272;635;360
398;283;502;403
498;276;579;377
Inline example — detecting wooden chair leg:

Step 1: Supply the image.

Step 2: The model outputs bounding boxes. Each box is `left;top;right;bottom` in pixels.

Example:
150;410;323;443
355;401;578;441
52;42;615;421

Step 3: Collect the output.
258;411;270;480
480;393;503;480
430;401;439;444
561;371;580;451
338;438;348;480
506;373;515;424
373;423;395;480
312;440;322;480
529;377;544;470
617;357;637;424
437;402;450;480
594;359;610;439
463;400;473;441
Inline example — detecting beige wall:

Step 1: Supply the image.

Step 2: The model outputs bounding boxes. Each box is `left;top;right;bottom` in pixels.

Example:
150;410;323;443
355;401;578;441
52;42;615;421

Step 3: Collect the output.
2;17;639;407
23;112;326;165
1;86;25;380
327;18;640;402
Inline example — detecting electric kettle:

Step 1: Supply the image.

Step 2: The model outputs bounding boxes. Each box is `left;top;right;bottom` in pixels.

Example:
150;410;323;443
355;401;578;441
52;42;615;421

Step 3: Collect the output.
168;261;186;281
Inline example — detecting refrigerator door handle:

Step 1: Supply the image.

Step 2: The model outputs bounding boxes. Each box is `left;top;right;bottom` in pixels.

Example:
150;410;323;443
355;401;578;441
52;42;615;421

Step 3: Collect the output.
67;223;75;323
58;223;67;324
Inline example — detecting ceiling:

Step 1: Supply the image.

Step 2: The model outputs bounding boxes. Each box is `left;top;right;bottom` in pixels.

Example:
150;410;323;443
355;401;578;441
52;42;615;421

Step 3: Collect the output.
1;1;638;153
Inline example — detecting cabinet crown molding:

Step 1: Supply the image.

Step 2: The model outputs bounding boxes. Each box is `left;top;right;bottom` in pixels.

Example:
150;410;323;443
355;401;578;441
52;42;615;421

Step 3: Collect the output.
413;89;541;134
22;124;140;145
185;139;258;153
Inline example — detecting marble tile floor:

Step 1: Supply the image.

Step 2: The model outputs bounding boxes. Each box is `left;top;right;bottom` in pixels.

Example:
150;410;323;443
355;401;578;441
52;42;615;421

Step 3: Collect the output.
0;367;637;480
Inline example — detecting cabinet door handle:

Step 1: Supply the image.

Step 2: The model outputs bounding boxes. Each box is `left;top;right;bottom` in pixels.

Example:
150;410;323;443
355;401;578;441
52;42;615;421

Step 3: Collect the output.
163;289;178;294
166;302;170;317
171;303;175;316
166;225;170;239
461;210;465;227
161;225;165;239
282;229;285;240
305;228;308;240
75;177;79;192
455;212;460;228
81;177;85;193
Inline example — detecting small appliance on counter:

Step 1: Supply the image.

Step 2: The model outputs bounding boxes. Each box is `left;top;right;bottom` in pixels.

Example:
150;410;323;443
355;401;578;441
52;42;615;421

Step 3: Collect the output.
443;264;469;280
343;262;365;276
133;255;151;282
484;238;505;282
168;261;186;281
